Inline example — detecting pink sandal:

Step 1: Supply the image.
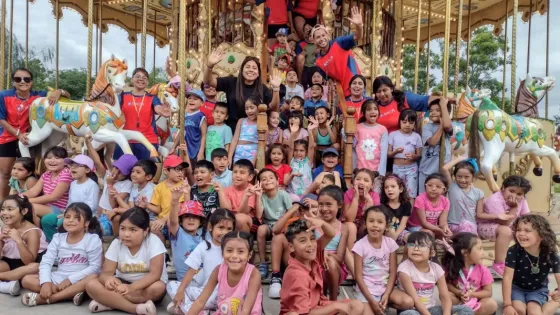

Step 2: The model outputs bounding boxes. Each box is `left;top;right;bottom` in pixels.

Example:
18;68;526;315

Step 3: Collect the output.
136;300;157;315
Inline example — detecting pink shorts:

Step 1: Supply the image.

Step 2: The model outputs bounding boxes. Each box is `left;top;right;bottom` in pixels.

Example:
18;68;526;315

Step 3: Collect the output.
449;221;478;235
477;223;499;241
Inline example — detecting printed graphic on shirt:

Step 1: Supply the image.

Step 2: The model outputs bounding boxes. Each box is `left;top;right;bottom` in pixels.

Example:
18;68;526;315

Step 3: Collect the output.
413;282;435;305
219;297;241;314
59;253;88;265
425;209;442;222
360;137;378;160
206;130;224;156
118;262;148;273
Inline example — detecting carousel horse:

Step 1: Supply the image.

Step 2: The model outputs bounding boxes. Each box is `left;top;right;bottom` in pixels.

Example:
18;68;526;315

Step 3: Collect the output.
20;56;159;159
147;82;179;157
515;74;555;118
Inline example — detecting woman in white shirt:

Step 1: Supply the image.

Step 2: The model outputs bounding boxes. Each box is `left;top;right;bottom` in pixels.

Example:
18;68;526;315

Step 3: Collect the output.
21;202;103;306
85;207;167;315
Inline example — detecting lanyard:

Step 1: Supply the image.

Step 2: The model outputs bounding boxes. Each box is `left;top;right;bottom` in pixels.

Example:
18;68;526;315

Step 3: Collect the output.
131;93;146;128
459;265;475;290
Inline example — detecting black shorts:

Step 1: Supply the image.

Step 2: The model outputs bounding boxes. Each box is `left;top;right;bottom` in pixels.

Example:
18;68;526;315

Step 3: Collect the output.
268;24;290;39
2;251;44;270
0;140;21;158
292;11;318;28
250;217;262;234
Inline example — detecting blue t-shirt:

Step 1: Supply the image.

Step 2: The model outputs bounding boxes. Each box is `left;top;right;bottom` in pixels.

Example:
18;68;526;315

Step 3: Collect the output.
185;111;206;159
171;227;203;281
312;164;344;180
304;99;329;117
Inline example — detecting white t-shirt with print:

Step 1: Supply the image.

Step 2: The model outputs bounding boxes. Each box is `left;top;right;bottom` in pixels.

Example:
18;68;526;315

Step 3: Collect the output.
105;233;168;283
98;173;132;211
185;240;223;287
130;182;156;207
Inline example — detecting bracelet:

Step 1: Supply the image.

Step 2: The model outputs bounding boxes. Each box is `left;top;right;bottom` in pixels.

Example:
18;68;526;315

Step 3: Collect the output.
15;129;20;137
503;304;512;308
272;88;280;92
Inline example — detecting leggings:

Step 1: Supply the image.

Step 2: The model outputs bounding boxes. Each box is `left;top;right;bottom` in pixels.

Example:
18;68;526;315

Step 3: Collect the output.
392;164;419;198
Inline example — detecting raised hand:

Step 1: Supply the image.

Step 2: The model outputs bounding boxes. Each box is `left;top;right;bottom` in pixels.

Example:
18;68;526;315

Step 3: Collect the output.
171;185;184;201
346;6;363;26
212;180;222;193
269;68;282;89
207;48;225;67
308;117;319;131
289;120;300;134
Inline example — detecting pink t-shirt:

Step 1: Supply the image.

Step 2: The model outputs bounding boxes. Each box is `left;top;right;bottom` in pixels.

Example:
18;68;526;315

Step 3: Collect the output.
408;192;450;227
282;128;309;142
215;262;263;315
224;185;256;215
343;189;381;224
355;123;388;173
397;259;445;309
40;168;73;210
352;235;399;296
450;264;493;293
479;191;530;224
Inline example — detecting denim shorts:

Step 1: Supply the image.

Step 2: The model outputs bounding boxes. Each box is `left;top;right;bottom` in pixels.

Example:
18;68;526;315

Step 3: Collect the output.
50;205;63;214
511;284;549;306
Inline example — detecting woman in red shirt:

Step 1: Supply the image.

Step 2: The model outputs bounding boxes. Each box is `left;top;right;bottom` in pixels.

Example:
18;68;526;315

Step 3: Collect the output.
0;68;64;200
344;74;370;120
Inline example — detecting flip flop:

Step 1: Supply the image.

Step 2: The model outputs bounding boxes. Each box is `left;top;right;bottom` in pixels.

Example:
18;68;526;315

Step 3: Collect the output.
73;292;85;306
21;292;38;307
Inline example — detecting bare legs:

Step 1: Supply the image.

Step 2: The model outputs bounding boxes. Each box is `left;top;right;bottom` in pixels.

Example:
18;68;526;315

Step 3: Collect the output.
21;274;98;305
0;262;39;281
85;277;165;313
495;225;513;263
0;157;14;200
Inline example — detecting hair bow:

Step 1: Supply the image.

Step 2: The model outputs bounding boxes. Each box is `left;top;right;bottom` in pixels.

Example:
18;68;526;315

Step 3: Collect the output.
464;158;479;174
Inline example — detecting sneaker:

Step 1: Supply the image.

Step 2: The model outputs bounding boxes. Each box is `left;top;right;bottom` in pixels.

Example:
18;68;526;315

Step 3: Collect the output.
268;276;282;299
258;262;268;279
167;261;176;274
0;280;20;296
491;262;505;278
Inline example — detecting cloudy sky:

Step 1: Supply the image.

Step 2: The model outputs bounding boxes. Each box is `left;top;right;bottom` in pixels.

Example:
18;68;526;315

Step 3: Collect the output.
9;0;560;118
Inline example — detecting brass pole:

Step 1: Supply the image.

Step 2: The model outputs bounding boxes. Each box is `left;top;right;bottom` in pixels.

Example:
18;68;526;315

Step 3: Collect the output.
526;0;532;74
153;9;157;85
465;0;472;87
178;0;186;157
25;0;29;67
99;0;103;69
440;0;451;168
510;0;518;175
454;0;463;96
6;0;13;89
545;0;550;119
0;0;6;90
135;16;138;68
426;0;431;94
55;0;60;89
370;0;378;79
207;0;212;58
141;0;148;68
95;4;98;72
86;0;94;97
502;0;508;110
413;0;422;93
394;0;403;87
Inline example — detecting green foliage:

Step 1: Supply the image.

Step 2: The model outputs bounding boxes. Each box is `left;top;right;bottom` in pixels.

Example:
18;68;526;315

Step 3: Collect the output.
401;45;438;93
149;67;168;85
51;68;93;100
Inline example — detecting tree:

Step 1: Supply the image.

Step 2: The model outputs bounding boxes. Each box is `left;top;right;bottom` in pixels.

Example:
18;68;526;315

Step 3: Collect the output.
149;67;168;85
401;45;438;93
51;68;93;100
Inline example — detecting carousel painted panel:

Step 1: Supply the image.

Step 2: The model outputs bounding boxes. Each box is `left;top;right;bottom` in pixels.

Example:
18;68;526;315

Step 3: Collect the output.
211;42;257;78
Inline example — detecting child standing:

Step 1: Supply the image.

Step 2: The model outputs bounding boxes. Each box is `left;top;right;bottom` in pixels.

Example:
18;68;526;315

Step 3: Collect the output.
205;102;232;160
224;159;261;233
201;83;218;126
418;98;453;193
85;208;167;314
21;203;103;307
355;99;388;175
182;89;207;163
169;209;236;314
267;110;283;147
388;109;422;198
397;231;474;315
283;111;309;145
211;148;232;188
190;160;231;217
477;175;531;278
185;231;263;315
503;215;560;315
229;96;260;165
381;175;412;245
309;106;338;151
353;205;413;313
303;84;328;118
286;139;315;199
8;157;37;194
0;195;48;296
343;169;380;247
442;157;484;235
256;169;292;278
285;69;304;101
265;144;292;188
442;232;497;315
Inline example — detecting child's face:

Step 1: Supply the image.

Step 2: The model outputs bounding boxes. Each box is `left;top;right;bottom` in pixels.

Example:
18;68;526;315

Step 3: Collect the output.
269;148;284;165
119;219;148;248
259;171;278;191
130;166;149;185
232;166;253;188
63;210;86;235
383;178;403;201
322;154;338;169
320;178;335;190
365;211;387;239
311;72;323;84
425;178;446;199
276;34;287;44
455;168;474;189
194;167;213;187
311;86;322;98
11;163;30;180
203;84;217;97
286;71;298;83
278;58;289;69
515;221;541;250
245;102;258;118
289;99;303;111
110;167;127;181
223;238;251;272
165;166;184;183
318;194;339;222
364;104;379;123
315;108;328;123
303;24;313;40
268;111;280;128
465;238;484;265
0;199;25;225
288;41;296;52
187;95;203;112
400;118;415;134
429;104;442;123
354;172;373;196
69;163;90;180
289;230;318;261
181;214;201;233
212;106;228;124
210;219;234;244
212;156;228;174
44;153;65;172
407;240;433;263
288;117;301;130
502;186;526;204
350;79;365;96
293;144;307;160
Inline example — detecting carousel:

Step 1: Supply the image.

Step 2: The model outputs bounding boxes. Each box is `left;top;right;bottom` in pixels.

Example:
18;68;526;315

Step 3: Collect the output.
0;0;556;212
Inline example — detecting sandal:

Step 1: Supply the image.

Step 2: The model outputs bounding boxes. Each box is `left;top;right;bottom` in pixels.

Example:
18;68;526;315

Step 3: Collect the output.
136;300;157;315
437;239;455;255
73;292;85;306
21;292;38;307
89;300;113;313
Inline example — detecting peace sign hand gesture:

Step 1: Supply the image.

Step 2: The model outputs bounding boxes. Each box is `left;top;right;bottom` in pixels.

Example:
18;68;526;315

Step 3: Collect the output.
346;6;363;26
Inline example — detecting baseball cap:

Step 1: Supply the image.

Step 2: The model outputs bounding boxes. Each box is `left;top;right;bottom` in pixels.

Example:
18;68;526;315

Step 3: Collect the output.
178;200;205;218
112;154;138;176
322;147;339;157
163;154;190;169
276;28;288;36
64;154;95;171
186;89;206;102
293;194;318;208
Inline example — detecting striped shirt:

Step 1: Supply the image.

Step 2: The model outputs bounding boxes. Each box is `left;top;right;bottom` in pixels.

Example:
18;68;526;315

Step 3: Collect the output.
40;168;72;210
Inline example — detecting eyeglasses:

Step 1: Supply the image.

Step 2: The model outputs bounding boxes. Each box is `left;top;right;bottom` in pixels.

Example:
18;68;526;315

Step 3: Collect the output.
13;77;32;83
406;243;431;250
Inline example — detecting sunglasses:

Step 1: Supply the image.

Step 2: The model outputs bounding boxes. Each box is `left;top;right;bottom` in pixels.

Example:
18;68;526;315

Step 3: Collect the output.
13;77;32;83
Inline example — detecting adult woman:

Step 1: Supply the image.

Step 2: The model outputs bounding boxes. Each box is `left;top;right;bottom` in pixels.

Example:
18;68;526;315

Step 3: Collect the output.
0;68;65;199
344;74;370;120
114;67;171;160
203;50;281;131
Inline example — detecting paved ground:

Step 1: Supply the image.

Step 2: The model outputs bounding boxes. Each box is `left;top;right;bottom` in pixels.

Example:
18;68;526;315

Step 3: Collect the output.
2;281;560;314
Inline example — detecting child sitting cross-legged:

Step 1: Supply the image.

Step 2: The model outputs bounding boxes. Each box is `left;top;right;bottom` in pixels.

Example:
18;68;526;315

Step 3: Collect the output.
224;159;262;233
110;160;157;218
190;160;231;217
256;169;292;280
21;203;103;307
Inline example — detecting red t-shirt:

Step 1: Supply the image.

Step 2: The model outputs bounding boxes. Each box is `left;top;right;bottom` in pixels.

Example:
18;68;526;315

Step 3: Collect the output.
266;0;290;25
344;97;367;120
377;99;409;133
293;0;321;18
316;35;360;98
201;101;215;126
0;89;47;144
120;92;161;144
265;163;293;186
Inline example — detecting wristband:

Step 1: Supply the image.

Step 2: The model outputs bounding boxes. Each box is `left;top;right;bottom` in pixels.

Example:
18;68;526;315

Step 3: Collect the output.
15;129;20;137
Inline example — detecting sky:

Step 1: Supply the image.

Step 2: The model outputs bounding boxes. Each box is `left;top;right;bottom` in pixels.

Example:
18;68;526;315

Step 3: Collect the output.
8;0;560;118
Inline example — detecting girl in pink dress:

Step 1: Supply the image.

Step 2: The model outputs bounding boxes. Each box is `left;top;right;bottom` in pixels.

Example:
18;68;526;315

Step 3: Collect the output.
186;231;263;315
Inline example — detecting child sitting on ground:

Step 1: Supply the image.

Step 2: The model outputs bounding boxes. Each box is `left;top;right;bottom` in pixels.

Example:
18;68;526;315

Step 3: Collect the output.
190;160;231;217
8;157;37;194
265;144;292;189
224;159;261;233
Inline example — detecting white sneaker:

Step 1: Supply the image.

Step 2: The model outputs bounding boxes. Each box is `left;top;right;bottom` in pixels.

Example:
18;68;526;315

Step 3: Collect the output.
268;278;281;299
0;281;21;296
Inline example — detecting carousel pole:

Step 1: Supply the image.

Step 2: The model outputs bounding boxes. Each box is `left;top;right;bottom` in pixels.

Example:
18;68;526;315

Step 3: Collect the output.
465;0;472;87
153;9;157;85
440;0;451;168
99;0;103;70
25;0;29;67
394;0;403;87
502;0;509;110
141;0;148;68
6;0;13;89
526;0;532;74
545;0;550;119
86;0;94;97
135;16;138;68
0;0;6;90
95;4;98;72
454;0;463;97
55;0;60;89
510;0;518;176
178;0;186;160
370;0;379;79
426;0;431;94
413;0;422;93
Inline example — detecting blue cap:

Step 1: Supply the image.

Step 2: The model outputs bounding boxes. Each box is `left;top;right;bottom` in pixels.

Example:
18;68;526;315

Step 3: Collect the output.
322;147;339;157
276;28;289;36
186;89;206;102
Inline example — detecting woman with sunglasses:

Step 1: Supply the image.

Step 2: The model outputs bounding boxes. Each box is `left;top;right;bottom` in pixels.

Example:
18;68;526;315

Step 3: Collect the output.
0;68;65;200
203;52;282;132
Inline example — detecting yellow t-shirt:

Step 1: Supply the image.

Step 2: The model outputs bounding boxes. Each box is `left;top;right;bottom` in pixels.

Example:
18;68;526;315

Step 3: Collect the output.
150;181;184;219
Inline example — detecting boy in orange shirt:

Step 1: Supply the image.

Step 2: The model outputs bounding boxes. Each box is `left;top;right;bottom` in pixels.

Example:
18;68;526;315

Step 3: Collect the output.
223;159;262;233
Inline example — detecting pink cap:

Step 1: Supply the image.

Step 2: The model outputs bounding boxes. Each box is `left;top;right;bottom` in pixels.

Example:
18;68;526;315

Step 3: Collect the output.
64;154;95;171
